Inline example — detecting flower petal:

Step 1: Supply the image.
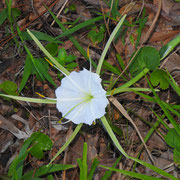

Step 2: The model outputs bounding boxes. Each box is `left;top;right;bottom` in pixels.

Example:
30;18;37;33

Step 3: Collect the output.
55;88;84;115
90;97;109;118
55;68;109;125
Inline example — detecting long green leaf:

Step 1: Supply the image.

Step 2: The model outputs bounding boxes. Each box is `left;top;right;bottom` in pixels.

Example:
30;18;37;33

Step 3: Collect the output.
17;26;45;82
27;29;70;76
0;8;8;25
101;116;178;180
46;7;97;68
82;142;88;180
159;34;180;60
103;61;121;75
55;16;104;39
107;86;158;96
19;26;58;89
88;158;99;180
21;31;62;43
132;113;164;170
107;68;149;95
146;77;180;136
0;94;56;104
8;133;37;179
96;15;126;75
101;156;122;180
19;55;32;93
34;59;56;87
48;123;83;165
100;165;164;180
108;35;180;96
22;164;75;179
6;0;19;46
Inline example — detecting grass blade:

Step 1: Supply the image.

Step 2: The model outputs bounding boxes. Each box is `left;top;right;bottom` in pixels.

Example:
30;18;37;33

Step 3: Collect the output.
96;15;126;75
55;16;104;39
22;164;75;179
88;158;99;180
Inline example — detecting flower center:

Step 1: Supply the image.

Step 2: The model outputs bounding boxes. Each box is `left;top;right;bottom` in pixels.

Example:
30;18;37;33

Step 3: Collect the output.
84;93;94;102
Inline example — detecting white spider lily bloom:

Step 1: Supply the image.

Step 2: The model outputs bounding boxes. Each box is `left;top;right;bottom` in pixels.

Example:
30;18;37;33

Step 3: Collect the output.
55;68;109;125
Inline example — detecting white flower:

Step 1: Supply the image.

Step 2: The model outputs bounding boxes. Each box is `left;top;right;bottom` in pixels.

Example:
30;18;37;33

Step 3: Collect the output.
55;68;109;125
